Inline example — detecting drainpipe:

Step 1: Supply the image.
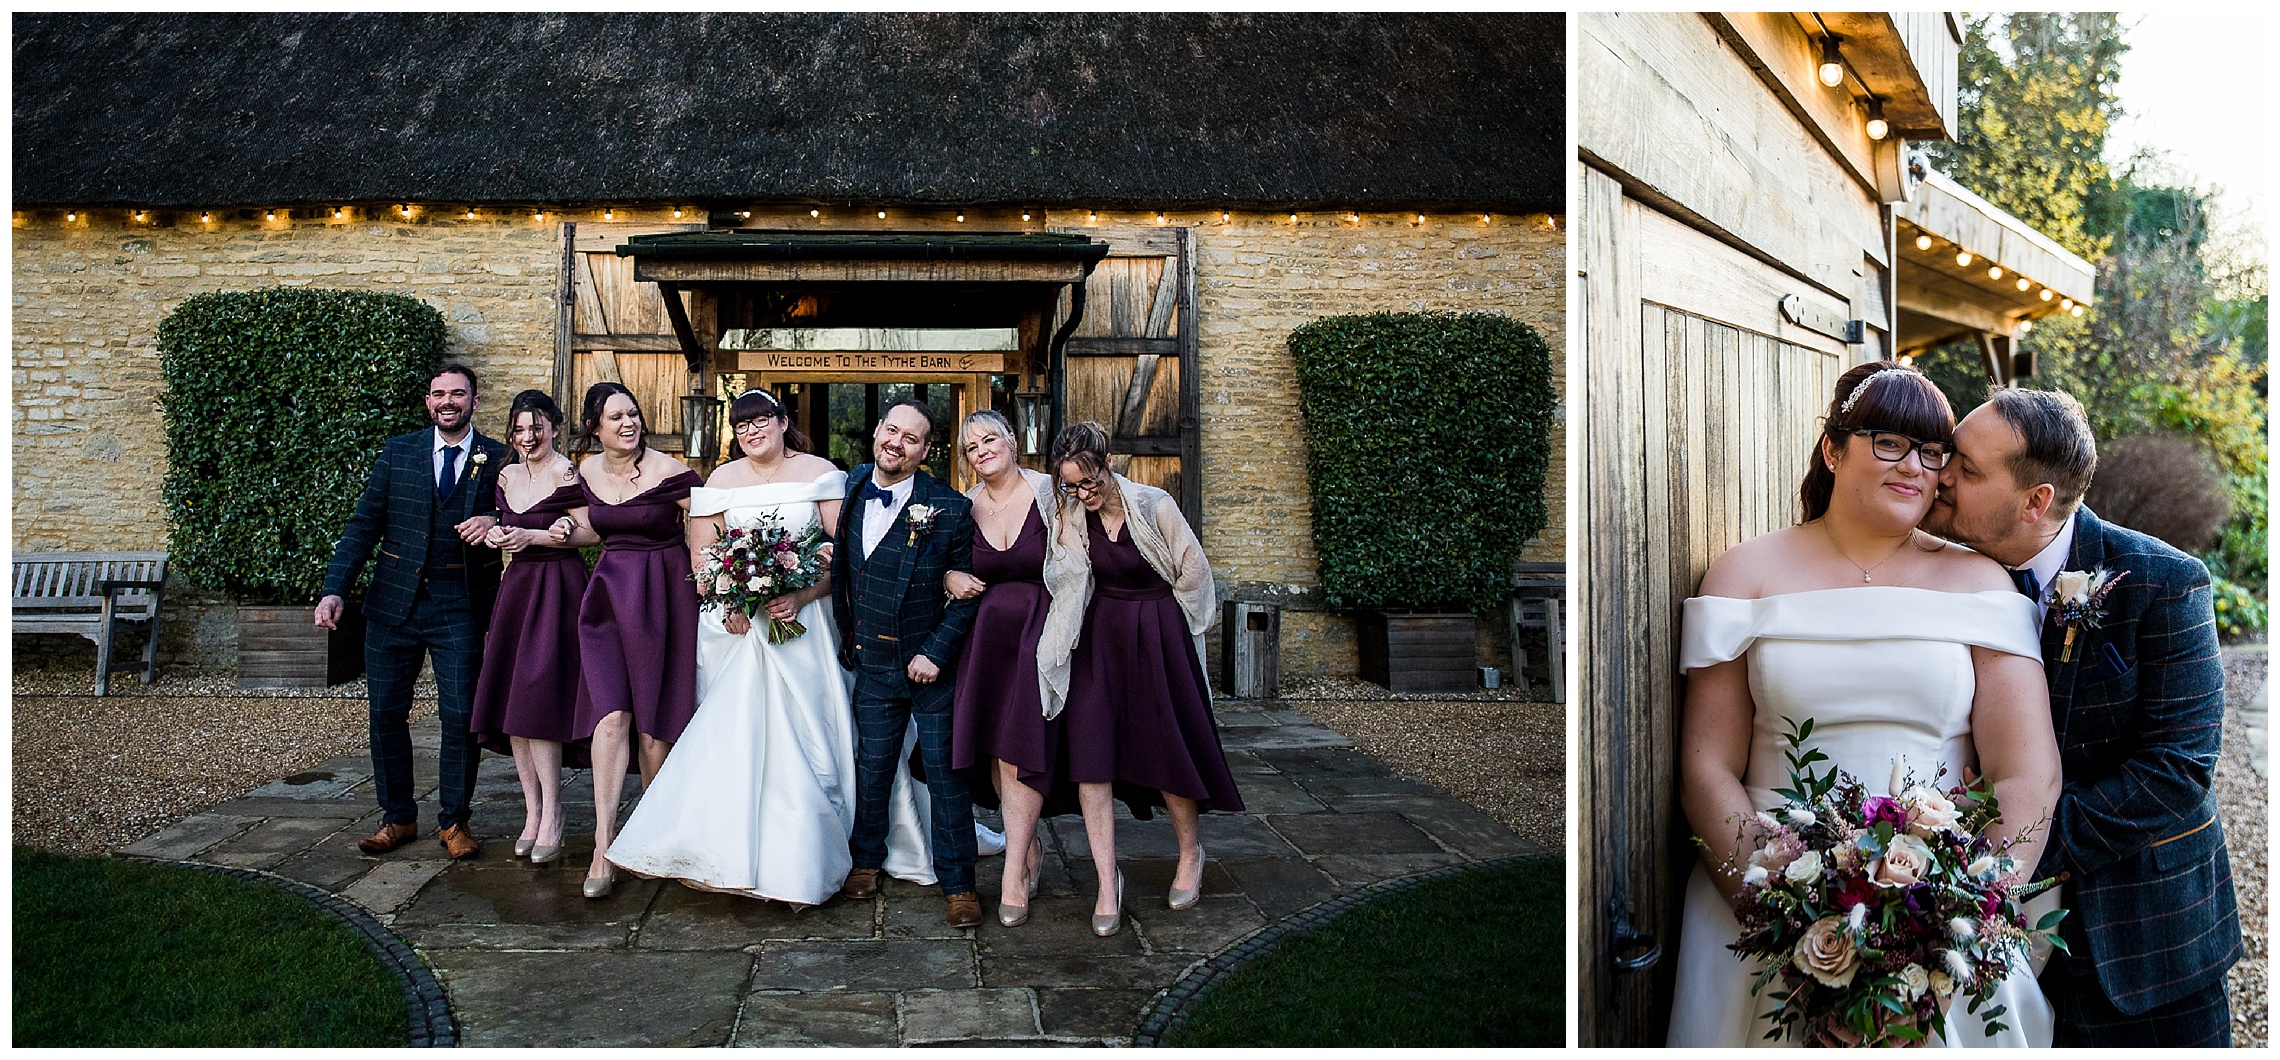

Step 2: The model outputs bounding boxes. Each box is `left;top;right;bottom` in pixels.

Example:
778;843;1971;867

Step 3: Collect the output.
1046;262;1099;445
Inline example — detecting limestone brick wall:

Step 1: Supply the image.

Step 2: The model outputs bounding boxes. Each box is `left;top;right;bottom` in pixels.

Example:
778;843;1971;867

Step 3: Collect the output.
12;209;565;669
13;205;1566;683
1185;211;1567;680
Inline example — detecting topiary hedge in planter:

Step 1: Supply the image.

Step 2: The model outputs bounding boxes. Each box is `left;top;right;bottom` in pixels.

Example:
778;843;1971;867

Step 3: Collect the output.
1290;312;1556;690
160;287;444;606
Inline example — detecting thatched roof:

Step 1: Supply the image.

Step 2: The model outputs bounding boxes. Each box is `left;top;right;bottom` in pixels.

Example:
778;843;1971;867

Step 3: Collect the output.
14;13;1562;211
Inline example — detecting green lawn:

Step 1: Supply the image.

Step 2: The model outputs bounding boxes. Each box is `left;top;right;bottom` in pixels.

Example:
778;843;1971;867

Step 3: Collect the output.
12;845;406;1047
1165;857;1565;1047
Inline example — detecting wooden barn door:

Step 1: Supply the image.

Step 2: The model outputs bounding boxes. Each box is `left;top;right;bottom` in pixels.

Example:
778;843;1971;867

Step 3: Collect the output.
555;222;709;449
1054;228;1201;529
1578;167;1855;1045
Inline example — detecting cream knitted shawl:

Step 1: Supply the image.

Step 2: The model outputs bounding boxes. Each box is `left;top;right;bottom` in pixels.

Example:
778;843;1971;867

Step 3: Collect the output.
1036;473;1216;719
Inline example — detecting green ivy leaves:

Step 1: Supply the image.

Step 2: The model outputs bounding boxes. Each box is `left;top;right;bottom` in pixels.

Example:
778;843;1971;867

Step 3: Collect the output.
1289;311;1555;613
159;287;444;604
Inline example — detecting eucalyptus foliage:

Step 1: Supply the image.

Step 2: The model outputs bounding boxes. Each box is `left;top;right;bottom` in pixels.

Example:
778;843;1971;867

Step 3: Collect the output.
160;288;443;604
1289;312;1554;613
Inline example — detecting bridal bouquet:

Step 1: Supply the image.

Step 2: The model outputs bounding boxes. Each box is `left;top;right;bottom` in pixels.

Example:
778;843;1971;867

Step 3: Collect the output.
1713;717;2066;1045
694;514;828;643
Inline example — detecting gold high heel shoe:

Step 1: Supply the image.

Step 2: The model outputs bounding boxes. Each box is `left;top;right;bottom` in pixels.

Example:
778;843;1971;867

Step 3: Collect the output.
998;835;1046;927
1091;870;1126;937
529;842;563;866
1168;843;1206;910
513;836;536;859
582;864;616;899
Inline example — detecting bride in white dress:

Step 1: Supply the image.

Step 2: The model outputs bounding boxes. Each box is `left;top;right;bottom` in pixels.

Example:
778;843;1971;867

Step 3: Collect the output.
1669;364;2064;1048
607;392;935;904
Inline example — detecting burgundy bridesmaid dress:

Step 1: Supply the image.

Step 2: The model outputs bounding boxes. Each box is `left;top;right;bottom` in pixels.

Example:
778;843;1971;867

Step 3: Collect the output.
1058;508;1246;814
573;468;703;744
470;481;590;763
951;506;1061;807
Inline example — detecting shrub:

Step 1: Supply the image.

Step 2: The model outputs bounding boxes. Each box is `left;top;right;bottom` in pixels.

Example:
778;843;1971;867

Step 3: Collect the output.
1289;312;1555;613
2082;433;2230;554
2204;471;2268;594
2210;575;2267;643
160;288;444;605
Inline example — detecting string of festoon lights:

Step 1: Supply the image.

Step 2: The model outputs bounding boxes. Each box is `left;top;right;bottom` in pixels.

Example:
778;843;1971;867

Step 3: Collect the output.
24;205;1561;230
1908;230;2087;319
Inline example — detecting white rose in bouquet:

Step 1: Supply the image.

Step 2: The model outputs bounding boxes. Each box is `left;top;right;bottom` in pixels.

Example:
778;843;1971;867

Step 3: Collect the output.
1901;785;1963;837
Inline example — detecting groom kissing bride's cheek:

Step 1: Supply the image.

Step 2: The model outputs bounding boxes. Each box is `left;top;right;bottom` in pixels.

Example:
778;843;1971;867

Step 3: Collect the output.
1923;387;2243;1047
1672;365;2240;1049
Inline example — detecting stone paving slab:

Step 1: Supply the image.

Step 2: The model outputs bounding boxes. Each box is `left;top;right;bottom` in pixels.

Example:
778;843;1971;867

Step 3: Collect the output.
131;695;1551;1045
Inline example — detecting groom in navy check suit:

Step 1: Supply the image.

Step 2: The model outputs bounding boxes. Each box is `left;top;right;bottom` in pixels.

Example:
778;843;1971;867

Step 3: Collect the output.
316;363;508;862
1927;387;2239;1047
831;399;985;926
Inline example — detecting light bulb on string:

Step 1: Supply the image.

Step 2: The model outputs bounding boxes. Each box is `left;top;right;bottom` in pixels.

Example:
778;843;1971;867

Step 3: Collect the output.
1022;211;1033;222
1987;265;2003;280
2059;298;2074;311
2019;320;2033;334
603;207;614;220
2071;305;2085;317
810;209;820;218
876;210;886;219
1818;35;1845;87
1864;98;1888;141
1955;250;1973;267
673;206;684;219
266;210;276;221
201;211;212;223
65;211;76;222
1915;234;1933;251
2040;288;2054;302
2015;277;2031;292
957;213;966;223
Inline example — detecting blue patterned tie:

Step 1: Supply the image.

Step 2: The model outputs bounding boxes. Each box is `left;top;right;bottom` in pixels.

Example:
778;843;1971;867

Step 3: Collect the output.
2009;567;2040;602
437;445;461;501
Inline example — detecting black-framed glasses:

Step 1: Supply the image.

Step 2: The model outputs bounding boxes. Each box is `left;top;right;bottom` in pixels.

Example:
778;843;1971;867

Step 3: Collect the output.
731;419;770;436
1846;429;1952;469
1058;478;1106;497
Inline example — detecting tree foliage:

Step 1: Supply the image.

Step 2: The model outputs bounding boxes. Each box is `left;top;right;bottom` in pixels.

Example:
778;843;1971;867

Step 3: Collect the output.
1289;312;1555;613
160;288;444;604
1914;15;2268;608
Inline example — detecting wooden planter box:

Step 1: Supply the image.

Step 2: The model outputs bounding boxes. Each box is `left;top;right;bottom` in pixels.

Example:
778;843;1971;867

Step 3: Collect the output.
237;603;363;689
1357;611;1477;693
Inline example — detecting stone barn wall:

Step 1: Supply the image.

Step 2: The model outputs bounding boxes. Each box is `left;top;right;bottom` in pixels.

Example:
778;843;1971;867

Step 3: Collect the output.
12;206;1564;682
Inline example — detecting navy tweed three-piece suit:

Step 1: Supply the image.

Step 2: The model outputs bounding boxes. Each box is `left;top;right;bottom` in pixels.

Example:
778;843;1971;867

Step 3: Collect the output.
2033;506;2241;1046
322;426;507;833
830;464;982;894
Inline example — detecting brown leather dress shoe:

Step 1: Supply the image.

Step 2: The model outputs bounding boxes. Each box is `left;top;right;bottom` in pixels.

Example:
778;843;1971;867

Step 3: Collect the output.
437;823;480;860
841;867;882;900
356;821;417;855
945;891;983;928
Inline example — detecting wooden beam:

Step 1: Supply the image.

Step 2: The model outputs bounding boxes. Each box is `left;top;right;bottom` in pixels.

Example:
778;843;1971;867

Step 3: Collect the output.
572;334;684;353
655;282;706;377
552;222;577;421
633;258;1090;285
1065;336;1178;357
1107;437;1183;457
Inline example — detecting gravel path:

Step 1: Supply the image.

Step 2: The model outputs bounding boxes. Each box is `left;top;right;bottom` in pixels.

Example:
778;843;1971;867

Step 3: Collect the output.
11;667;434;857
2217;647;2267;1049
1277;676;1564;853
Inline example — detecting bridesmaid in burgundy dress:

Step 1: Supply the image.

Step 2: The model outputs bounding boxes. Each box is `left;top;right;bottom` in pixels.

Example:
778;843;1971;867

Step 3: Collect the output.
565;382;702;898
1042;422;1244;937
945;410;1066;927
470;390;597;866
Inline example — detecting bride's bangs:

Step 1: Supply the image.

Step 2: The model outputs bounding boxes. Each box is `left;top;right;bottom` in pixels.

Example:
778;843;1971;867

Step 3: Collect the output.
1847;373;1953;443
728;388;785;427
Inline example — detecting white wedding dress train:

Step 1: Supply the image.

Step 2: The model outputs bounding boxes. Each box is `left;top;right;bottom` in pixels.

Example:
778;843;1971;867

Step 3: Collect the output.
606;474;935;904
1667;586;2056;1048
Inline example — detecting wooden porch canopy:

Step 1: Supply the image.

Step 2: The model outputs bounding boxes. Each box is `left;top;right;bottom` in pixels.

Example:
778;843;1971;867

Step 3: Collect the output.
1893;169;2095;379
616;231;1112;374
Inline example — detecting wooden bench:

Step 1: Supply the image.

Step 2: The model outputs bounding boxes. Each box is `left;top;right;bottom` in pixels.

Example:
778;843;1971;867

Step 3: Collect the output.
12;551;168;695
1510;561;1566;703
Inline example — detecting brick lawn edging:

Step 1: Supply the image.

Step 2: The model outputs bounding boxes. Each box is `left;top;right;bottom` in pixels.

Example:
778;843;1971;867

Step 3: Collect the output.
122;856;458;1047
1131;852;1555;1046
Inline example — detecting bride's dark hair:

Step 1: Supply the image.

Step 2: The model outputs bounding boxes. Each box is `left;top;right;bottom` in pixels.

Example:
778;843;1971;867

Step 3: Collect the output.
726;388;813;457
1798;361;1955;522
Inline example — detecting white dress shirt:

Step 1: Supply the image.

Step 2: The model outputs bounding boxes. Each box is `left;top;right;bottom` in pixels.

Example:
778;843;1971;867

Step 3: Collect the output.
859;473;916;561
2012;515;2078;626
431;427;476;492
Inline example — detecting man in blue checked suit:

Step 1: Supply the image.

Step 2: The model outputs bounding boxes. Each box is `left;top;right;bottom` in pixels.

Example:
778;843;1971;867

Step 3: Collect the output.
1927;387;2240;1047
830;400;985;927
315;363;508;862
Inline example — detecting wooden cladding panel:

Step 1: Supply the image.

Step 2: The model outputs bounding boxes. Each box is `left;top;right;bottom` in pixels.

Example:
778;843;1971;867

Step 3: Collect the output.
570;351;688;437
1583;171;1850;1046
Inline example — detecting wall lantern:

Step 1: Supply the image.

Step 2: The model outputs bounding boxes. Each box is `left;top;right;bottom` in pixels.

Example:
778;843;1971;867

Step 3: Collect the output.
681;390;723;465
1014;387;1051;457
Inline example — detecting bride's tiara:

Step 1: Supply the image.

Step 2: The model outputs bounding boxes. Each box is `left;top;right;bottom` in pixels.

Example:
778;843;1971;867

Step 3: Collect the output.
1838;366;1925;416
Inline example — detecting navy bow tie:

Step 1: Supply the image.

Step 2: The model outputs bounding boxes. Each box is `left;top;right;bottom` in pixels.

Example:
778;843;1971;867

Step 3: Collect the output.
860;480;897;506
2010;567;2042;601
